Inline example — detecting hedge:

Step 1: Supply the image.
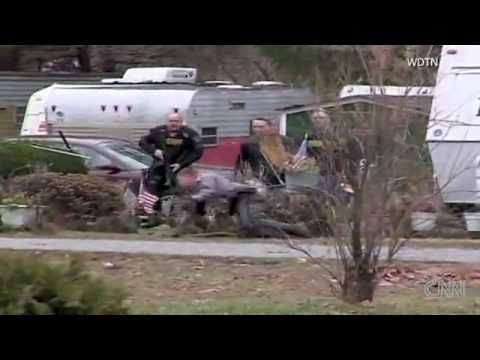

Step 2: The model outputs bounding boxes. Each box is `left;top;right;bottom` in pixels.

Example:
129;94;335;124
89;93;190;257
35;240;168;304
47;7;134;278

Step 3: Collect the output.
0;254;129;315
0;142;88;178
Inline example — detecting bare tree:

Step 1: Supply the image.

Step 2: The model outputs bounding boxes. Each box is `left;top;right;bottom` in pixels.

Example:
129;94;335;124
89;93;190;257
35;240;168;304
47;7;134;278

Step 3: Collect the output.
273;46;447;304
76;45;91;73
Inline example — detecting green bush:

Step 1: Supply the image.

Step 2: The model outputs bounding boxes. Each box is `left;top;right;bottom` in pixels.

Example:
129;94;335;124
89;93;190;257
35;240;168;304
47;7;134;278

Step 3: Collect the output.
0;254;129;315
0;142;88;179
0;223;16;234
0;192;35;206
9;173;125;218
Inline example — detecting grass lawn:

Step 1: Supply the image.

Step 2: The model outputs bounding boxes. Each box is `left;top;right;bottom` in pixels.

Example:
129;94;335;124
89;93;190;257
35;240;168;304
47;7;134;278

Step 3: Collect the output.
135;296;480;315
2;250;480;315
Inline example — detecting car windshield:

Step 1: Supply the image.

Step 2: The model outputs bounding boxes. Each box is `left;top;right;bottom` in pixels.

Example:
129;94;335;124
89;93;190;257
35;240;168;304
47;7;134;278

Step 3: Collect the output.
100;142;153;170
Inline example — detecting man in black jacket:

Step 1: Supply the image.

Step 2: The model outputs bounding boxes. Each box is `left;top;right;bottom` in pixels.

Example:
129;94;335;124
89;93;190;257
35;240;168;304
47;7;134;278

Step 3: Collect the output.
139;110;204;194
306;109;362;202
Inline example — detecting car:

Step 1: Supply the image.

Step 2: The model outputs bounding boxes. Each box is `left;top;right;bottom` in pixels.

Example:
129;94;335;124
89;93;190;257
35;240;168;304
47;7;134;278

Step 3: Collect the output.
3;136;153;183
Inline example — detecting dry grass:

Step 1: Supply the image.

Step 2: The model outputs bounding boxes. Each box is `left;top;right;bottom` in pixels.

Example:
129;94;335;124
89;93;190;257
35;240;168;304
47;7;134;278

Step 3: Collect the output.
2;250;480;314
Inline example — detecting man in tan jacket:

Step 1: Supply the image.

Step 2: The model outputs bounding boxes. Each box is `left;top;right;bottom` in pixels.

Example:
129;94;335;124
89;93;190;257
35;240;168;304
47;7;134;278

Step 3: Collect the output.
241;117;295;186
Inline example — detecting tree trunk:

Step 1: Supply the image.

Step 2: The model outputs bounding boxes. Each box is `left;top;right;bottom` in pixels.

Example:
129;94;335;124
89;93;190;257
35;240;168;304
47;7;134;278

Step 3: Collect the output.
77;46;91;72
351;192;363;265
342;264;377;303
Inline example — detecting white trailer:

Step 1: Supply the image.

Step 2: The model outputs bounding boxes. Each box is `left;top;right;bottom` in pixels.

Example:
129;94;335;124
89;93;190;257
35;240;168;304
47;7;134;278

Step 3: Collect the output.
427;45;480;208
20;67;316;169
21;67;315;139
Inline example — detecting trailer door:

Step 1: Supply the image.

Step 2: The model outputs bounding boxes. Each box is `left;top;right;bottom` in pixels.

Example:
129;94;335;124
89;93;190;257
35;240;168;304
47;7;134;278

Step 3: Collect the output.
284;110;315;141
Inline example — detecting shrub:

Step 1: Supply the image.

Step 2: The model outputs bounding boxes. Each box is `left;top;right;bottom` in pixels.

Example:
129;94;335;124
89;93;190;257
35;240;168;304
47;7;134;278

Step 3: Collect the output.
10;173;125;219
0;192;35;206
0;254;129;315
0;223;16;234
0;142;88;179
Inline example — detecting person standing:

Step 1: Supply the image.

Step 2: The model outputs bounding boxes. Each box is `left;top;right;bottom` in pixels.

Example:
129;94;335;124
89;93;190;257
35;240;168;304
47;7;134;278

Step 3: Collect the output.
137;110;204;219
306;109;361;201
139;110;204;193
240;117;295;186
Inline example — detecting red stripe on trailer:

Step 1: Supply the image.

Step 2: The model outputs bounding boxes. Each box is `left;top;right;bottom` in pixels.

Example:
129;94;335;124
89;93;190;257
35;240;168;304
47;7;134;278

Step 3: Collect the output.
198;137;246;169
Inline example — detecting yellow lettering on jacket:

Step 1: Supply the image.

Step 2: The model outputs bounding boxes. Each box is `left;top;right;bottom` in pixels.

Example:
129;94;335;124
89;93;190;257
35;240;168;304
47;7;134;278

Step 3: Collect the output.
309;140;324;148
166;138;184;146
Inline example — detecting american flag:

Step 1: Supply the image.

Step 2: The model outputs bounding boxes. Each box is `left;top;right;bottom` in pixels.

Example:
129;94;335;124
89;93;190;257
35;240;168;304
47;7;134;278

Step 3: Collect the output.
291;134;309;170
137;181;159;215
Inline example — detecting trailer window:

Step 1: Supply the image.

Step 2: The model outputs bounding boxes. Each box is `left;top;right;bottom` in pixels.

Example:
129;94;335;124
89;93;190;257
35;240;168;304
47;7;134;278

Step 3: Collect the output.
201;127;218;146
341;102;371;113
230;102;246;110
286;111;314;142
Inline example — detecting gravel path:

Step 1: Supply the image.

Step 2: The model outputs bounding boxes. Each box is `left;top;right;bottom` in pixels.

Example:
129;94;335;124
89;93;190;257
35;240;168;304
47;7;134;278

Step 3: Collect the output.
0;237;480;264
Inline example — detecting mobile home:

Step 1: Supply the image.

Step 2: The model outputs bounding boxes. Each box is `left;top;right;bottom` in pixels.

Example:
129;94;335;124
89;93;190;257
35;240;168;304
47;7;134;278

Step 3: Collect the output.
21;67;316;169
427;45;480;208
277;84;433;141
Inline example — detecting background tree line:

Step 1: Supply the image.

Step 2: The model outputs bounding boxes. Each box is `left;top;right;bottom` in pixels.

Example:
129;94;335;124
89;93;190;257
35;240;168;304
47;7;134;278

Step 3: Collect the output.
0;45;440;96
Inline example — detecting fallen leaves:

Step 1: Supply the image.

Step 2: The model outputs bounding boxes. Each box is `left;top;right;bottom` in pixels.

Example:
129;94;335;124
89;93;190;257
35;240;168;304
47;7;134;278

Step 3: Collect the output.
379;265;480;288
379;281;394;287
